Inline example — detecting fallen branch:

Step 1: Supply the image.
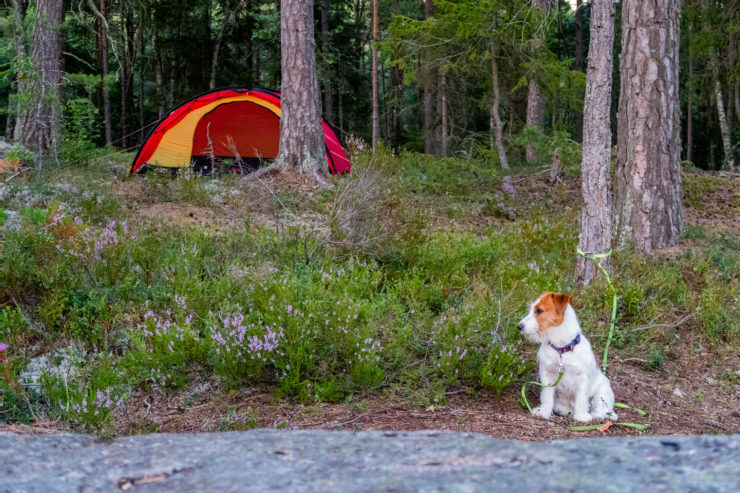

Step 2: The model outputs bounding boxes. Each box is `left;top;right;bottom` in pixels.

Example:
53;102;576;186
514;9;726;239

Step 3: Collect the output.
631;313;695;332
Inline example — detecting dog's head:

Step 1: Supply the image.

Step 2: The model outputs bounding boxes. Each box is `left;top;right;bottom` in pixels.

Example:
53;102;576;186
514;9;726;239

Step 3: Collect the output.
517;292;572;343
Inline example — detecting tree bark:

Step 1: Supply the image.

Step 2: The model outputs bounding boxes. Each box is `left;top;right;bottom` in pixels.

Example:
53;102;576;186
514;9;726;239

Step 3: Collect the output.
574;0;584;142
99;0;112;145
7;0;29;138
526;0;548;162
491;45;509;171
210;1;234;90
576;0;616;286
388;0;404;150
423;0;436;155
686;16;693;164
714;76;735;170
277;0;326;176
371;0;380;148
613;0;682;253
14;0;64;165
438;70;447;157
320;0;334;123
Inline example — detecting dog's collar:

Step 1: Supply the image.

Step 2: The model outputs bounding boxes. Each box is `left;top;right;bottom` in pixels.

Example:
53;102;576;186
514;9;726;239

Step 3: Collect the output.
549;333;581;355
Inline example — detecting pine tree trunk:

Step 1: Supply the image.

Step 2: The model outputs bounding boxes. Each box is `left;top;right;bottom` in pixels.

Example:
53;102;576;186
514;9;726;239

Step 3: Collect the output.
389;0;404;150
371;0;380;148
14;0;64;165
423;0;435;155
614;0;682;253
99;0;112;145
244;0;254;81
574;0;584;143
491;45;509;171
210;2;233;91
277;0;326;176
320;0;333;123
686;25;693;163
439;70;447;157
7;0;29;138
152;16;165;118
526;0;548;162
576;0;616;286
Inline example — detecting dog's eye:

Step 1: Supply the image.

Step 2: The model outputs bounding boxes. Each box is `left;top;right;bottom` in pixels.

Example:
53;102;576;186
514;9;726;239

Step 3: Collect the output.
535;308;543;315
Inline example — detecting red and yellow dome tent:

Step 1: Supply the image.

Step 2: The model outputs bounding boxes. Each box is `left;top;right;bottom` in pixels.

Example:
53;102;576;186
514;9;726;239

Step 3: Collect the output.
129;87;351;175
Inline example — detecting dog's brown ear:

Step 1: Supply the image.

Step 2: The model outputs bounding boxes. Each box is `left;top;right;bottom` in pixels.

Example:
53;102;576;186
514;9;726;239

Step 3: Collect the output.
551;293;572;314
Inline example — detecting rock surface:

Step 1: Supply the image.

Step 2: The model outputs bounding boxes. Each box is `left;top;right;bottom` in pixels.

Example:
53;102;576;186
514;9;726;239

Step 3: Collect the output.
1;430;738;492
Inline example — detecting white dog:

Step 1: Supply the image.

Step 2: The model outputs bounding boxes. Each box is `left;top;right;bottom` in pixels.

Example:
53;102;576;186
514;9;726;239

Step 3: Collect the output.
517;292;617;422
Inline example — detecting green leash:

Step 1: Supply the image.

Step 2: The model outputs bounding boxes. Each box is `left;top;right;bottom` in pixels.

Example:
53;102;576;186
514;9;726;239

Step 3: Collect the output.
576;248;617;374
519;248;650;431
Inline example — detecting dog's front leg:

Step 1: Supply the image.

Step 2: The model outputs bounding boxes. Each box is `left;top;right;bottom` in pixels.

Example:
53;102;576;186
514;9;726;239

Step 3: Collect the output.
572;380;593;422
532;385;554;419
532;370;555;419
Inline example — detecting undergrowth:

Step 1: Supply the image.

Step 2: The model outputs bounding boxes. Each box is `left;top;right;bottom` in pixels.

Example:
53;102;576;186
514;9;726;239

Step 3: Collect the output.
0;151;738;434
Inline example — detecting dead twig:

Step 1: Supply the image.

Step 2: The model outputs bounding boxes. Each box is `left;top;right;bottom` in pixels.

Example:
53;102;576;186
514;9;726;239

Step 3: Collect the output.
632;314;695;332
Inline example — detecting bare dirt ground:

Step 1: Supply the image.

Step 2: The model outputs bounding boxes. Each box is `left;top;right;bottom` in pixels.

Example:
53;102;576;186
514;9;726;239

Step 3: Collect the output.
8;168;737;440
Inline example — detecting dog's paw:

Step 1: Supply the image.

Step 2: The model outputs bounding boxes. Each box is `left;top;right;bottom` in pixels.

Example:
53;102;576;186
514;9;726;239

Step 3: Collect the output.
592;410;618;421
532;407;553;419
573;412;594;422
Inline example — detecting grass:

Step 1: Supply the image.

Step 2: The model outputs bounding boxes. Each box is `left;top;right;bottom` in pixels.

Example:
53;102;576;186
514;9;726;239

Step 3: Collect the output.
0;149;738;434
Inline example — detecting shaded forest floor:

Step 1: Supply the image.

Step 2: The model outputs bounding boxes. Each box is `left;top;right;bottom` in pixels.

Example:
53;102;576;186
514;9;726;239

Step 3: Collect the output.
1;155;739;440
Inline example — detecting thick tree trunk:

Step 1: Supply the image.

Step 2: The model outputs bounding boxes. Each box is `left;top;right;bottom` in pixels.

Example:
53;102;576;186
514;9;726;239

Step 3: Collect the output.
371;0;380;148
574;0;584;143
614;0;682;253
277;0;326;175
423;0;435;155
14;0;64;165
526;0;548;162
320;0;333;122
576;0;616;286
490;47;509;171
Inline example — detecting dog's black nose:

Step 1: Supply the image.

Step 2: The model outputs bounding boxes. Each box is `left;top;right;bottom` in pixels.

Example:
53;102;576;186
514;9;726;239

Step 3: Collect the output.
517;322;524;331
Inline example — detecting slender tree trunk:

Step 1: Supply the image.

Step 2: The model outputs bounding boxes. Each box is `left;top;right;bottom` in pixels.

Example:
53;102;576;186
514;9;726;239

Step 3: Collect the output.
577;0;616;286
389;0;403;150
714;76;735;170
99;0;112;145
320;0;334;122
491;45;509;170
574;0;584;142
277;0;326;176
686;9;693;164
244;0;254;82
423;0;435;155
210;2;233;90
8;0;29;139
439;70;447;157
371;0;380;148
152;15;165;118
14;0;64;165
735;83;740;122
526;0;548;162
614;0;682;253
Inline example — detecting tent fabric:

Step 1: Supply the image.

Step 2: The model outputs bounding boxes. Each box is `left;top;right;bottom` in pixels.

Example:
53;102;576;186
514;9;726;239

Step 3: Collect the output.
129;87;351;175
